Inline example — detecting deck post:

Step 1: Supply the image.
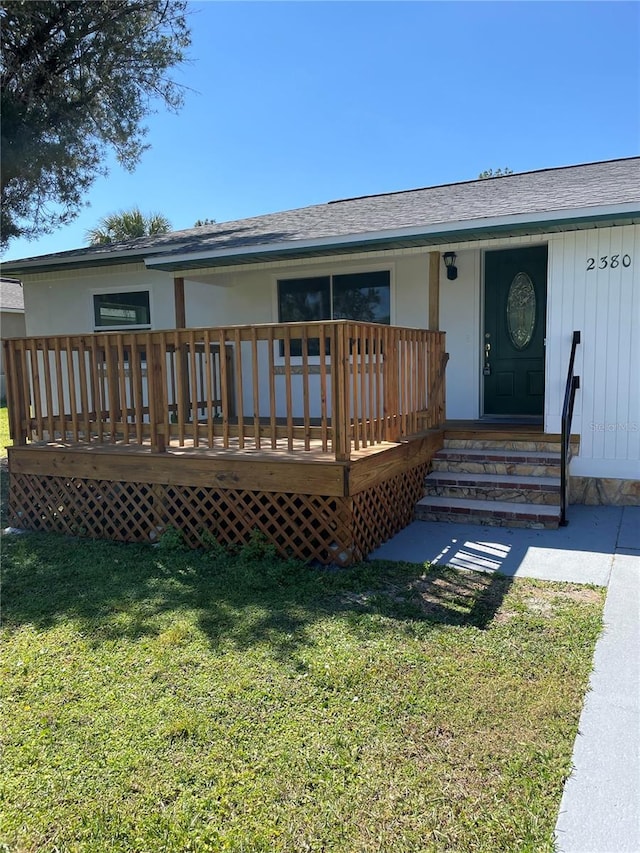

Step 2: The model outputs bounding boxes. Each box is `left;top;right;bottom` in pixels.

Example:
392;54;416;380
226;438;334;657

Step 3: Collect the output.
428;251;440;331
4;339;28;445
332;323;350;461
150;340;167;453
174;277;186;329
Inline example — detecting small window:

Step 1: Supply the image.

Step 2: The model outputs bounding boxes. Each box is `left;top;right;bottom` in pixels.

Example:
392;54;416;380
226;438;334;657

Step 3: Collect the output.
93;291;150;329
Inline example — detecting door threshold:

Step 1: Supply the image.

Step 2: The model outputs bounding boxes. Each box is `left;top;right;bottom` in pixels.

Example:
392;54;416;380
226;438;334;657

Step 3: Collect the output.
479;416;543;425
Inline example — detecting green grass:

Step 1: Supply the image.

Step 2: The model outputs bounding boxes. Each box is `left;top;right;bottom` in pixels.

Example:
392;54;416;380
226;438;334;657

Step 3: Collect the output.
0;406;9;457
0;527;604;853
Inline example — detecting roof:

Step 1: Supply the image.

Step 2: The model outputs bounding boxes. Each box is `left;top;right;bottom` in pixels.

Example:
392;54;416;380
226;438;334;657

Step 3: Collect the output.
2;157;639;276
0;278;24;311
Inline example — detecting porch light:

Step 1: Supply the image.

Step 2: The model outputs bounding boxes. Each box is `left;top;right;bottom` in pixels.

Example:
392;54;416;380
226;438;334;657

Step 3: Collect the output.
443;252;458;281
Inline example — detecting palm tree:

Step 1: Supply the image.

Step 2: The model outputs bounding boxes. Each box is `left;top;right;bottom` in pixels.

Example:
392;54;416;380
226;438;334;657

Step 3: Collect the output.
86;207;172;244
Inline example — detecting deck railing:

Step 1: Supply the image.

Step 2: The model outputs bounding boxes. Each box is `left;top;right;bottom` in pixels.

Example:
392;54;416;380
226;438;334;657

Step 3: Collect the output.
4;321;447;461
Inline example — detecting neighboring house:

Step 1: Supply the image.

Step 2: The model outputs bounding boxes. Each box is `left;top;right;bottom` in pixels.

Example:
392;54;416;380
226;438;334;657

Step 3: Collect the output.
0;277;26;401
1;157;638;561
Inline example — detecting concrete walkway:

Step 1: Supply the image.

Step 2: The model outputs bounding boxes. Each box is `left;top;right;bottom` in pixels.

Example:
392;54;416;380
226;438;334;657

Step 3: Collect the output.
370;504;640;853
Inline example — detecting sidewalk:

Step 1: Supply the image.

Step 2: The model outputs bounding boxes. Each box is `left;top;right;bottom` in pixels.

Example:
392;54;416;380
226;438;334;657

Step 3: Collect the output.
555;507;640;853
370;504;640;852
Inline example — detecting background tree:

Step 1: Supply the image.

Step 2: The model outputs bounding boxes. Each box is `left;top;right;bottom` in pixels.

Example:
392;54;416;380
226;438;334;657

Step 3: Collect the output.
0;1;190;250
86;208;172;245
193;218;216;227
478;167;514;179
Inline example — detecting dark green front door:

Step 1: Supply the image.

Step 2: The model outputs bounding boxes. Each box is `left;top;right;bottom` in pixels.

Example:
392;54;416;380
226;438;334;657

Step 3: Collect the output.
483;246;547;416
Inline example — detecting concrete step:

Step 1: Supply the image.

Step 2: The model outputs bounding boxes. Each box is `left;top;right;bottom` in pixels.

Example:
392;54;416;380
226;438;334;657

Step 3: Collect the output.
415;496;561;530
431;447;561;478
425;471;561;505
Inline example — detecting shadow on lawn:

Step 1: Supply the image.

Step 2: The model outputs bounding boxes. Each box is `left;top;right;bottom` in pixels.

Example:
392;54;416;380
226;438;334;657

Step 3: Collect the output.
1;518;513;662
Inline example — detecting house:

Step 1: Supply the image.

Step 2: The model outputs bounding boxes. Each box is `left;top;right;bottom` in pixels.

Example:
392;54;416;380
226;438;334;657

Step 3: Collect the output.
2;157;639;562
0;277;26;401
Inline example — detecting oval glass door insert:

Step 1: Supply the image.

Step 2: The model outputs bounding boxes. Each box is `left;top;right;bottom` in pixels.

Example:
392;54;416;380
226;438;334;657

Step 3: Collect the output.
507;272;536;349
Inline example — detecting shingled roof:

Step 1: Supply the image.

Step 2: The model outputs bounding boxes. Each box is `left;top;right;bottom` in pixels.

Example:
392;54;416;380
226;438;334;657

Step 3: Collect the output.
0;278;24;311
3;157;639;275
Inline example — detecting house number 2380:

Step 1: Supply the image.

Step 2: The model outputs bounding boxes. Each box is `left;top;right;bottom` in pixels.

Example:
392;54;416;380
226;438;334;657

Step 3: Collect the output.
586;254;632;270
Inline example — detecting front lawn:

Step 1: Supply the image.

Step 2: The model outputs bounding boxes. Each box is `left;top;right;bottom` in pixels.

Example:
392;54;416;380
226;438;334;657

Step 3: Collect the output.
1;530;603;852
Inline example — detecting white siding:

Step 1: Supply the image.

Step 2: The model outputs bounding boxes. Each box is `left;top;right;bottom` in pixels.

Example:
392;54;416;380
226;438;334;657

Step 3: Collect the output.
186;253;431;329
439;249;481;419
23;264;176;336
546;225;640;478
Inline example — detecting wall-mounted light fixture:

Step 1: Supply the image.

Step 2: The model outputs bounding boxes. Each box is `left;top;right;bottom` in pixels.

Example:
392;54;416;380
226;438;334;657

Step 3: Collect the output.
443;252;458;281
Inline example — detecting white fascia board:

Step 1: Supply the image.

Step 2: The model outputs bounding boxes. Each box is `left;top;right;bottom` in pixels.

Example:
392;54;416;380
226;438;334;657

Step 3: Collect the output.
144;202;639;269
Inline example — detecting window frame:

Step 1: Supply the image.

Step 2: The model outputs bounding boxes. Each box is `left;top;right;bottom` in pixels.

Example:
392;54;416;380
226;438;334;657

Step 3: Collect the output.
91;289;152;331
276;268;392;325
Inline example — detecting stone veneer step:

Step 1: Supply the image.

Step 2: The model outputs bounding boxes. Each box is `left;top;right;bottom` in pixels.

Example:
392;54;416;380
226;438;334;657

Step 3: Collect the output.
426;471;561;489
443;438;565;453
415;496;561;529
425;471;561;505
436;448;561;464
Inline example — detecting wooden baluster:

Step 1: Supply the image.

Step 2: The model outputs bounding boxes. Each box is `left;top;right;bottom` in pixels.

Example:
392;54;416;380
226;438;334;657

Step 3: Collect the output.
411;330;418;435
387;328;400;441
27;339;42;441
319;323;328;452
204;330;214;448
251;327;261;450
53;338;66;441
350;324;359;451
359;324;368;448
189;330;198;447
301;325;310;451
115;335;128;444
77;337;90;442
233;328;244;450
268;326;277;449
403;331;410;438
174;330;185;446
89;338;103;443
159;333;170;448
367;325;374;445
62;337;78;442
129;334;143;444
218;330;230;448
40;339;55;442
283;326;293;451
375;326;382;443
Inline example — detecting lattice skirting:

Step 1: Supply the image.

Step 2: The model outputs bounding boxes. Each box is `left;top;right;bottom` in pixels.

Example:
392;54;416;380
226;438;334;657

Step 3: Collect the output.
8;464;428;565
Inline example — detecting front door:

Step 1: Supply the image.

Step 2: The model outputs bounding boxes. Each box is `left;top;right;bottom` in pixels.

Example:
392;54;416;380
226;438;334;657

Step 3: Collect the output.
483;246;547;416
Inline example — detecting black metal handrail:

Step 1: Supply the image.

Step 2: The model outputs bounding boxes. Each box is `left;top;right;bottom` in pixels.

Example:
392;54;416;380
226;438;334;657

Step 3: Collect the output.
560;330;581;526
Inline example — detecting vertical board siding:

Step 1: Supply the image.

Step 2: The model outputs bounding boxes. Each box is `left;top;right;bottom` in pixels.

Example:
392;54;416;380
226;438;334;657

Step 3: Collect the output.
547;225;640;473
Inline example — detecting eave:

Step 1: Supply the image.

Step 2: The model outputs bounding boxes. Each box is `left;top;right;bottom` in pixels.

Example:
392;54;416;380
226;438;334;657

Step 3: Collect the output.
145;206;640;273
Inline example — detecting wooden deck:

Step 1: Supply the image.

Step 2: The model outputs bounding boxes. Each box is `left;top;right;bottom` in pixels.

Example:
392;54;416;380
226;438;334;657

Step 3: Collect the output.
8;429;443;565
4;320;449;564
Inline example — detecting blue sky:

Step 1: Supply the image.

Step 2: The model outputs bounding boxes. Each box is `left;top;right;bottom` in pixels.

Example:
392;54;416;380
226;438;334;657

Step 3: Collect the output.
4;0;639;261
